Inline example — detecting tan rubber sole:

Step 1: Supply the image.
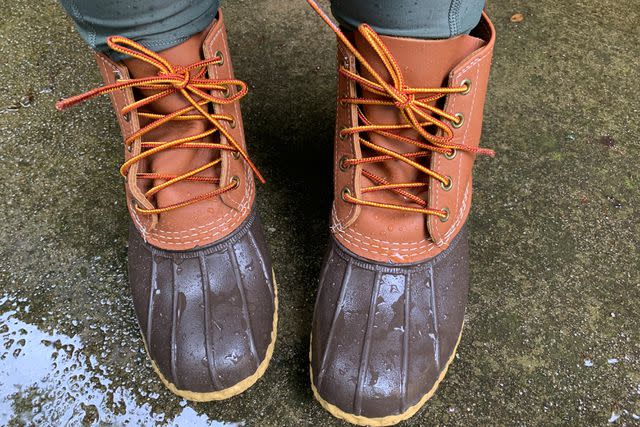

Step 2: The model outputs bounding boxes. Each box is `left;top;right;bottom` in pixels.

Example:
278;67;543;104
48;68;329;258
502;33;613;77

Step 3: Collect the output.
143;270;278;402
309;323;464;426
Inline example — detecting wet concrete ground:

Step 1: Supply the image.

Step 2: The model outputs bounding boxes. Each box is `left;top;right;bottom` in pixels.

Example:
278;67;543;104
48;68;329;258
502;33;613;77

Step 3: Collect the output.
1;0;639;425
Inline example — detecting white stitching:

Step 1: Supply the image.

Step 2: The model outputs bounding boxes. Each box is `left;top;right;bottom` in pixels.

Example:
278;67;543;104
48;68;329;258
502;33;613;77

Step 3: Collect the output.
334;43;357;227
334;181;470;257
336;229;437;257
331;207;439;257
332;206;430;246
130;165;253;241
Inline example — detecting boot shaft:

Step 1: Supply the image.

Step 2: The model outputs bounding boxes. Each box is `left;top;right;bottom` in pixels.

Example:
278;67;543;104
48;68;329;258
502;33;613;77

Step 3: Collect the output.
332;13;496;264
93;11;256;251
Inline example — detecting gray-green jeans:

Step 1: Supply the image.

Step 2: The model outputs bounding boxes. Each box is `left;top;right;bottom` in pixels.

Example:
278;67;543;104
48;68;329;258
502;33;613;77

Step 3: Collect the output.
59;0;485;58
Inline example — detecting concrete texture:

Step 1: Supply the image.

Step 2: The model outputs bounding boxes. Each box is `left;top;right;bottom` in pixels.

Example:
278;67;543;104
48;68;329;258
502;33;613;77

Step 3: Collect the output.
0;0;638;425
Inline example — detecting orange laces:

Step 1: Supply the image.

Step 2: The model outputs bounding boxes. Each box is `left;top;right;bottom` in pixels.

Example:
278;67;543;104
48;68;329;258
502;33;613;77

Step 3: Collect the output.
307;0;494;219
56;36;264;215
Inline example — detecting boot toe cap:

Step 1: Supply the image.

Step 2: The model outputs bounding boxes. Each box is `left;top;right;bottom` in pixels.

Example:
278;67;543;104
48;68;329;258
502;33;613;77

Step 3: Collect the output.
311;226;469;423
128;209;277;400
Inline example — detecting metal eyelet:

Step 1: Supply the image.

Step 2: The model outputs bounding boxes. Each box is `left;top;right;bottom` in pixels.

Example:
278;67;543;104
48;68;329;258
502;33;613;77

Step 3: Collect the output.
230;175;240;188
339;155;352;172
340;92;351;107
113;71;130;121
452;113;464;129
215;51;224;66
439;207;450;222
232;150;241;160
441;176;453;191
341;187;351;201
127;143;133;153
339;127;349;140
229;118;237;129
460;79;472;95
221;87;231;98
444;149;457;160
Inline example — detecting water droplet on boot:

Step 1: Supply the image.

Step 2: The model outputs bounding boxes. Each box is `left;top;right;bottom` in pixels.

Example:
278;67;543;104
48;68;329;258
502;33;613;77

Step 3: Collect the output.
176;293;187;321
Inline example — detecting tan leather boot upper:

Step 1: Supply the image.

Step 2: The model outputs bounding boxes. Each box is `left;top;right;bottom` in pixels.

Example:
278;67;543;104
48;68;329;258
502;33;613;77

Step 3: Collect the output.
88;12;257;251
332;14;496;263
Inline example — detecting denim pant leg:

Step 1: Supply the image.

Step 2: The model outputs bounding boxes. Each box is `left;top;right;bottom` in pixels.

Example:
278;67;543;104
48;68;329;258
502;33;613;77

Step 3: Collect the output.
59;0;486;60
59;0;220;59
330;0;486;39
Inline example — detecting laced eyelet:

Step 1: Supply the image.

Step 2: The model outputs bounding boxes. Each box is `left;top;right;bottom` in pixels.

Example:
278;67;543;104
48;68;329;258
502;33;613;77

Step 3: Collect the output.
339;127;349;140
221;87;231;98
339;155;352;171
439;207;450;222
341;187;351;201
232;150;241;160
460;79;472;95
215;51;224;66
113;72;130;121
444;149;457;160
452;113;464;129
53;38;263;217
441;176;453;191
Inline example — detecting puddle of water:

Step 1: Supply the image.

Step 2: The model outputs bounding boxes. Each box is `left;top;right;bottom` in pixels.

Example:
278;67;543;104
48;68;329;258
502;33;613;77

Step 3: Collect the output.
0;294;241;426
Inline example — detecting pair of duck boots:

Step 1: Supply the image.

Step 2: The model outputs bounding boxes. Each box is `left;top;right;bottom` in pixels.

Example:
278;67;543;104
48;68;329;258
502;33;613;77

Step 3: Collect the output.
58;2;495;425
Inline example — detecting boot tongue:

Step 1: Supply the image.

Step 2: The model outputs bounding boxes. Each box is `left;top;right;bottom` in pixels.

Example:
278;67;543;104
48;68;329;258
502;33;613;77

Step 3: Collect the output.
352;30;484;237
124;31;220;229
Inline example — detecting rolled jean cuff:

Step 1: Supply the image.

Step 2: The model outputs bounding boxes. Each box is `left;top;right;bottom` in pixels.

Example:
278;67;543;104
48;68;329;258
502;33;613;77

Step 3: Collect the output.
60;0;220;61
330;0;485;39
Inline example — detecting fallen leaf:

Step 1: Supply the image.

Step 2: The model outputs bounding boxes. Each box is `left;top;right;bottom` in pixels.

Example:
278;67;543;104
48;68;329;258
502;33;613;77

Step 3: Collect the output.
511;13;524;23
